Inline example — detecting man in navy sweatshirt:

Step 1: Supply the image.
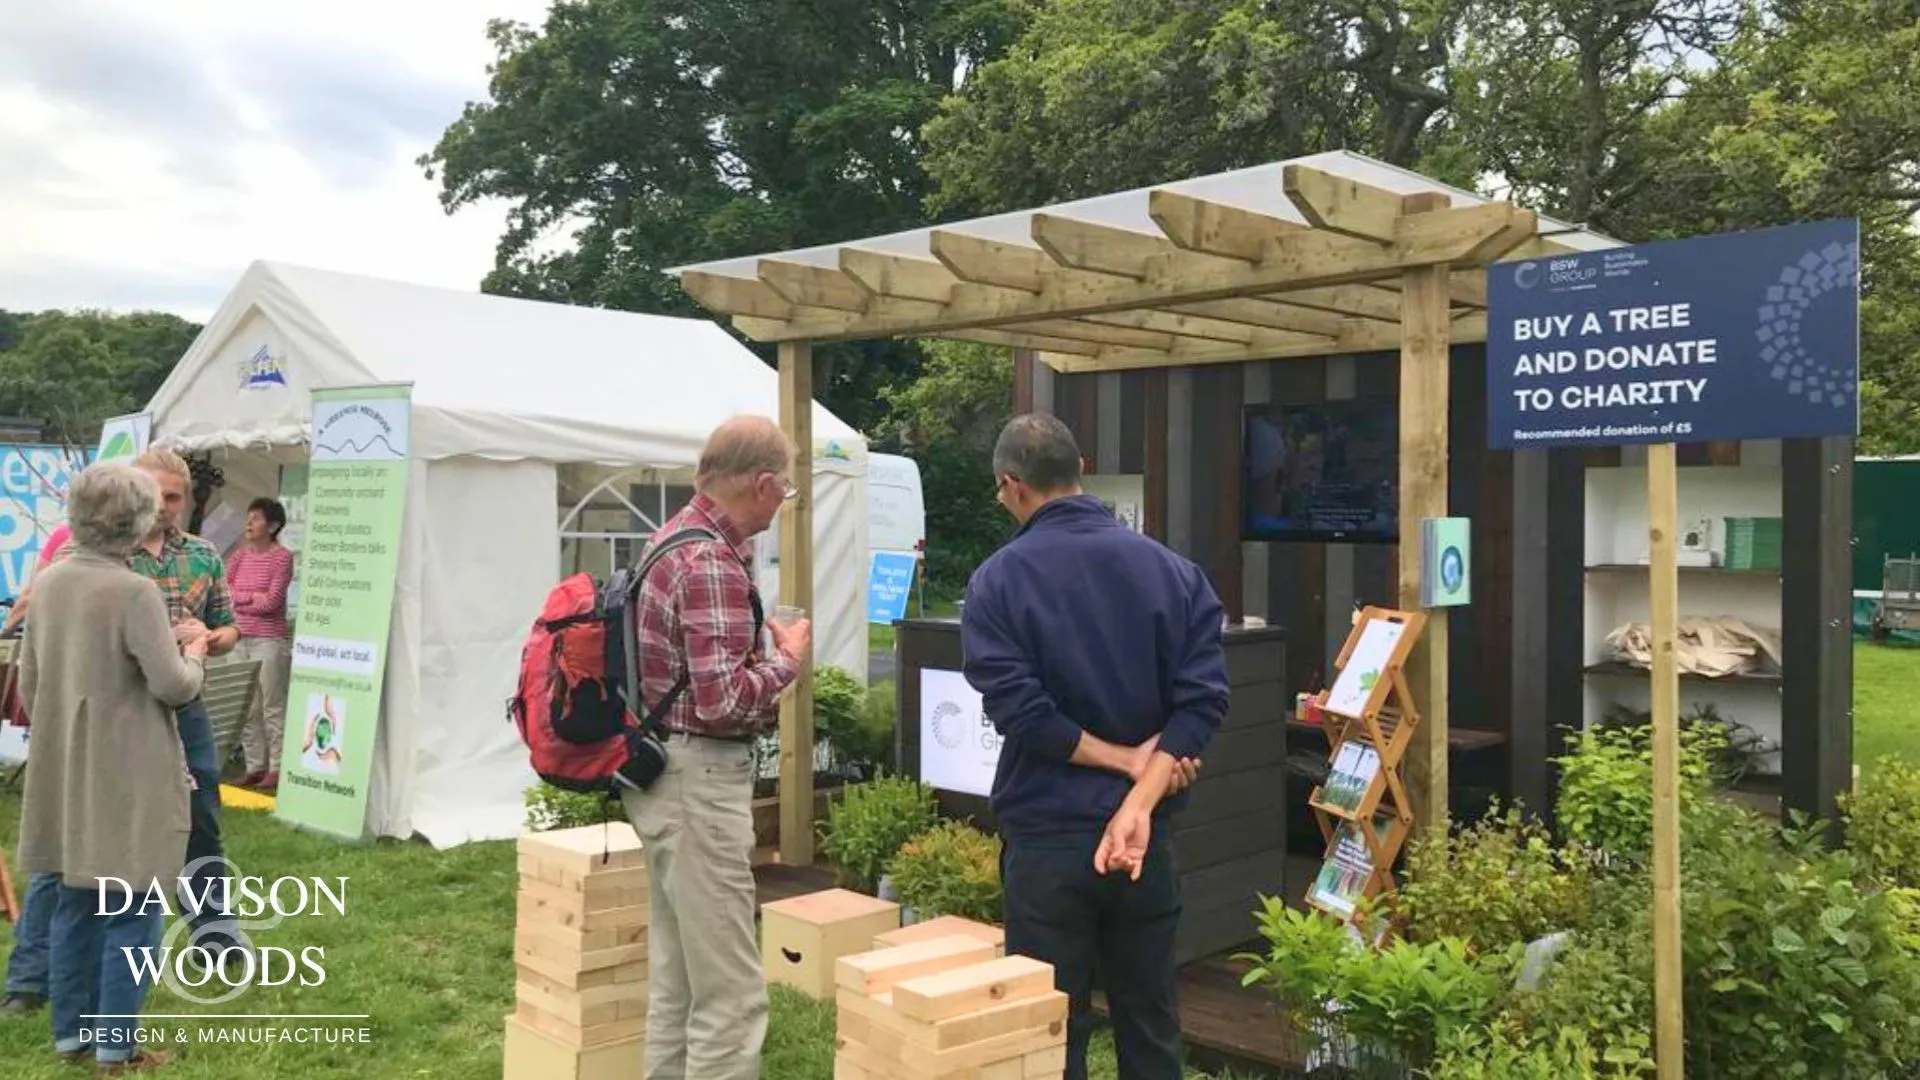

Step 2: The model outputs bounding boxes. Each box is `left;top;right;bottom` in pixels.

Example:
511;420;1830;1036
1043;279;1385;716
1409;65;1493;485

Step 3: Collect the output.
962;413;1230;1080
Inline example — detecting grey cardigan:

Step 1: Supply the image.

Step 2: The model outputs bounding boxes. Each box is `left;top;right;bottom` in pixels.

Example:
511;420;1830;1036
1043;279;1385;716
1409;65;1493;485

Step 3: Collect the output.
16;549;206;893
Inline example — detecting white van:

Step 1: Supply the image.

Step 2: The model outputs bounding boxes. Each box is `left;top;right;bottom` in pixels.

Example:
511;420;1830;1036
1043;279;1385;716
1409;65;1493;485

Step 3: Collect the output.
868;452;926;555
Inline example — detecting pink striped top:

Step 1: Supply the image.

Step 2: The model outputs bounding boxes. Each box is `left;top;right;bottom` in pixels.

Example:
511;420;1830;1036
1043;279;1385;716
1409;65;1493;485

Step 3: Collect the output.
228;543;295;639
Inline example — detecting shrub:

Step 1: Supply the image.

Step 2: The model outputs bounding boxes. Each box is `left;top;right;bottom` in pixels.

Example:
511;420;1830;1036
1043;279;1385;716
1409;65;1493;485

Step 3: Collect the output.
1497;932;1655;1077
818;775;939;893
888;820;1003;924
1397;805;1592;952
1553;722;1723;863
1426;1023;1609;1080
812;666;865;771
1840;756;1920;888
524;781;615;832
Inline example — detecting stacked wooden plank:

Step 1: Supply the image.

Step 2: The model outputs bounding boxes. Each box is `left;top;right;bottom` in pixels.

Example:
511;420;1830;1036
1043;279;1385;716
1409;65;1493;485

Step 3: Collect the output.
872;914;1006;957
833;935;1067;1080
504;825;650;1079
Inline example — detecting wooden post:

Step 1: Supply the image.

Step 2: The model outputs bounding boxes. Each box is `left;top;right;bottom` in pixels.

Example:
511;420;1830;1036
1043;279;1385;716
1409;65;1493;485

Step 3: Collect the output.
778;340;816;867
1398;258;1451;835
1647;442;1684;1079
1782;437;1855;840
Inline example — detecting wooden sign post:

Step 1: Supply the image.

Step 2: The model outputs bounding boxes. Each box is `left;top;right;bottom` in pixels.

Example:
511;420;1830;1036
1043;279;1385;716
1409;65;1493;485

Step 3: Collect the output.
1303;607;1428;927
1488;219;1862;1080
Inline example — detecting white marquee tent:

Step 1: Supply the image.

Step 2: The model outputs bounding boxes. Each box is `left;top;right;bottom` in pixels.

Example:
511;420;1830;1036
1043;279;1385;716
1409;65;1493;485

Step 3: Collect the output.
145;260;870;847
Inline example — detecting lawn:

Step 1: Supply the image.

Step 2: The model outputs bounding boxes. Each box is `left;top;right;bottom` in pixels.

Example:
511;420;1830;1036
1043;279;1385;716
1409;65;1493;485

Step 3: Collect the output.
1854;640;1920;774
868;597;959;657
0;790;1236;1079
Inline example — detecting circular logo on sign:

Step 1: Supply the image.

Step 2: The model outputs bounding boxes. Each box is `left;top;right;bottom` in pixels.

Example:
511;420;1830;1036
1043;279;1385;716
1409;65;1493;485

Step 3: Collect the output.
931;701;965;749
1513;261;1541;290
1756;239;1859;410
1440;546;1465;593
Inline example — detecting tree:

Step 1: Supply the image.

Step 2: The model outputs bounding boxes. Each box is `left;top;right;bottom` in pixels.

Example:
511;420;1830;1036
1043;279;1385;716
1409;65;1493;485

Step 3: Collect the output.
922;0;1475;215
419;0;1025;429
0;310;199;445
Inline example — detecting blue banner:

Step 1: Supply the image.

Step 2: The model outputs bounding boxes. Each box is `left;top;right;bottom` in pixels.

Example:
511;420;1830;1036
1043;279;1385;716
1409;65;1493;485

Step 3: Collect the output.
868;550;918;626
0;444;91;599
1487;219;1860;450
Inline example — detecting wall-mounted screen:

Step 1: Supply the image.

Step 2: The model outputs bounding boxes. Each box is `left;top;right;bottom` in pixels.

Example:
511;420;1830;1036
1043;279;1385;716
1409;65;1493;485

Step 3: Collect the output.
1242;398;1399;543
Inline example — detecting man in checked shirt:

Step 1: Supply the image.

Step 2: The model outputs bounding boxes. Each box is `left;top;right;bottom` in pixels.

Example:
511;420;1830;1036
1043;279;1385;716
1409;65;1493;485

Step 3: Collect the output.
621;415;811;1080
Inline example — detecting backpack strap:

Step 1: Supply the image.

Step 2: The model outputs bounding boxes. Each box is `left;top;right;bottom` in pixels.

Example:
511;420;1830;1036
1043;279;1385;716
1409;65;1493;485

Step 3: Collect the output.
620;527;719;736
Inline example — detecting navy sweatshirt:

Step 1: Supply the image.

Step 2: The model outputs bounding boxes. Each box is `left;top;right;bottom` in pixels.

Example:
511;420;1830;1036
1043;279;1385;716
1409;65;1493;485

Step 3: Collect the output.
961;495;1230;839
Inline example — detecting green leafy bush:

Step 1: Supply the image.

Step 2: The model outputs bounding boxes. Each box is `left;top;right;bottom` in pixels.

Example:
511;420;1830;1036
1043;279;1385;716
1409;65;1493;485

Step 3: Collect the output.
818;775;939;893
887;820;1003;924
1239;901;1502;1067
1840;756;1920;888
1426;1023;1611;1080
524;781;614;832
812;666;868;772
1497;932;1655;1077
1553;722;1724;863
1397;805;1593;952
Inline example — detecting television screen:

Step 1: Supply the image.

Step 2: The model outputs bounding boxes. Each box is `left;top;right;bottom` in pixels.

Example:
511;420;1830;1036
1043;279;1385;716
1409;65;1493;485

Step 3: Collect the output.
1243;399;1399;543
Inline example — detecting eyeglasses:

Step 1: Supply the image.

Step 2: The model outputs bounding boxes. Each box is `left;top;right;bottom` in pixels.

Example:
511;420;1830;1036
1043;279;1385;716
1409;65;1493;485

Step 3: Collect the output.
780;478;798;501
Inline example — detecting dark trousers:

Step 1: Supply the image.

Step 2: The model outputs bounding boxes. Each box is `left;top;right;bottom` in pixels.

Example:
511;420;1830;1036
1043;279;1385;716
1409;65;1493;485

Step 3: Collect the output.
1001;830;1183;1080
175;699;238;950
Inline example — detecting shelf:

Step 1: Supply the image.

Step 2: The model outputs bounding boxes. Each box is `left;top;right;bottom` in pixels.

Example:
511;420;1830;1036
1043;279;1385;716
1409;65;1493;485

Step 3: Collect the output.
1583;661;1781;685
1585;563;1780;577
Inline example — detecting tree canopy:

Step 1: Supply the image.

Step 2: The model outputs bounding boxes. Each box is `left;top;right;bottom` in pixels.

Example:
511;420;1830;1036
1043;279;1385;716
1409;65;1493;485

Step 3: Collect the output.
0;310;200;447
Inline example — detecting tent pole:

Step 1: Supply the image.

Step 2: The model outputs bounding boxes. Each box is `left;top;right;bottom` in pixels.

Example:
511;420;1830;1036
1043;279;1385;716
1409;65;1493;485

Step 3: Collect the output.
778;340;816;866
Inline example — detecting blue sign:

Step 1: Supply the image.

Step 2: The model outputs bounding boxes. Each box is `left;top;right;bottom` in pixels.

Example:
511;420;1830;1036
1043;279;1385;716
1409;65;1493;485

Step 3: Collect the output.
1488;219;1860;450
0;444;91;599
868;550;918;625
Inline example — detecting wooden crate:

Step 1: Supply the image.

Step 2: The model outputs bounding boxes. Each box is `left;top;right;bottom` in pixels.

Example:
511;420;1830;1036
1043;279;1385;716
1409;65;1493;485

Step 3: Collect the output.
502;1013;644;1080
833;936;1066;1080
514;824;652;1044
872;915;1005;957
760;888;901;999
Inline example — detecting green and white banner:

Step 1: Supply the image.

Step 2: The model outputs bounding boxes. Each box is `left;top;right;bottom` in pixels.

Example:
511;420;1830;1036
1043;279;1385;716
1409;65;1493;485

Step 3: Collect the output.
275;384;412;840
96;412;152;462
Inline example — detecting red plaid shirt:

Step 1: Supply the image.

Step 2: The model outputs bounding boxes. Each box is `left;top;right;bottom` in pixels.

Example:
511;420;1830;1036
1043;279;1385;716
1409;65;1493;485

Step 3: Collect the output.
634;494;796;738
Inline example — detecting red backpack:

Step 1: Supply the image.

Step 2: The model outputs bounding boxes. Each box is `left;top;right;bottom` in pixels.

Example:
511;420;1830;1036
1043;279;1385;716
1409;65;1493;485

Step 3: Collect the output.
510;529;714;794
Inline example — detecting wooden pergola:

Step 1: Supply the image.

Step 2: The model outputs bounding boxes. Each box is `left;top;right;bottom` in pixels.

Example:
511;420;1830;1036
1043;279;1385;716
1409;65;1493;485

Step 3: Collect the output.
670;151;1616;865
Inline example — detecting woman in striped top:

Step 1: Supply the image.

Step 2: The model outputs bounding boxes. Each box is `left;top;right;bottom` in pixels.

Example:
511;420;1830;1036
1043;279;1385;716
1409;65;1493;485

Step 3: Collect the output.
229;497;295;791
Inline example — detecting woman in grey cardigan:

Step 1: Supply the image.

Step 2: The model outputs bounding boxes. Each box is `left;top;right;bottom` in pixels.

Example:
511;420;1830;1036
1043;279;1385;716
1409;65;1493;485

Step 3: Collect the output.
15;462;208;1073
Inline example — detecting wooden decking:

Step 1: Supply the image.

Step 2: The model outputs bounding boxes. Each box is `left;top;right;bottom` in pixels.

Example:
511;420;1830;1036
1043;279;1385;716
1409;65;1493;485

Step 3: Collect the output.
752;857;1319;1078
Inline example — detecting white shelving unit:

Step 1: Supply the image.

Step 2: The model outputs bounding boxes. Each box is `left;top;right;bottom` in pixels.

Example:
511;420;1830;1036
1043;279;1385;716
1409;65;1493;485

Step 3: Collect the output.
1581;442;1786;775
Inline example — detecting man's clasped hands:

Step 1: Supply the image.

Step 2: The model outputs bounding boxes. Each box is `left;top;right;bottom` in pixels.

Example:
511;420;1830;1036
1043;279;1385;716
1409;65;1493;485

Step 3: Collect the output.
1072;732;1202;884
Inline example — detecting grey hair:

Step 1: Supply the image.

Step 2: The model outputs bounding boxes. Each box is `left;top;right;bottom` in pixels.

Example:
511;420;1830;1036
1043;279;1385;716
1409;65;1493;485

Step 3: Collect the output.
68;463;160;557
992;413;1083;493
695;415;796;493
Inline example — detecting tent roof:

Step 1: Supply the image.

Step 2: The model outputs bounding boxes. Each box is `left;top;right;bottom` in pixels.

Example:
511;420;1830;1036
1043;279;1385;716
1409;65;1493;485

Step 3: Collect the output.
149;260;863;464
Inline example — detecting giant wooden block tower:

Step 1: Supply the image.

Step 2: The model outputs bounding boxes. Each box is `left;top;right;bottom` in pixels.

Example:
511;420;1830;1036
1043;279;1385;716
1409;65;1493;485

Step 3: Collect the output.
505;824;650;1079
832;935;1067;1080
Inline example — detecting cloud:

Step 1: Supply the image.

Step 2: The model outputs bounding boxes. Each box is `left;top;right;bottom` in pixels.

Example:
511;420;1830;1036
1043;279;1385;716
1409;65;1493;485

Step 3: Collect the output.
0;0;555;321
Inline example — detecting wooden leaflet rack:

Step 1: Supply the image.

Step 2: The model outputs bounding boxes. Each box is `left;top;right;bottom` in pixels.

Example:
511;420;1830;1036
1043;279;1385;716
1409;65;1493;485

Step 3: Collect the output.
1302;606;1427;927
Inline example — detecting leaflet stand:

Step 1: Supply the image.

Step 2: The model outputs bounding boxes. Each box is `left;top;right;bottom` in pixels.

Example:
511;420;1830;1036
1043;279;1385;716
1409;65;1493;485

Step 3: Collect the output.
1303;606;1427;927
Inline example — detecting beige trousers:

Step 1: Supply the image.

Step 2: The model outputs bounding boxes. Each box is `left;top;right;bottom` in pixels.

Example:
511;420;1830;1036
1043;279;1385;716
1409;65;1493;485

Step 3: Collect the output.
235;636;293;774
621;735;768;1080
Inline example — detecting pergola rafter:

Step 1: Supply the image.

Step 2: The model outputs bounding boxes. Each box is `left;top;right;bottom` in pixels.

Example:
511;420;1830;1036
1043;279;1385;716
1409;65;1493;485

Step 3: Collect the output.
667;152;1619;863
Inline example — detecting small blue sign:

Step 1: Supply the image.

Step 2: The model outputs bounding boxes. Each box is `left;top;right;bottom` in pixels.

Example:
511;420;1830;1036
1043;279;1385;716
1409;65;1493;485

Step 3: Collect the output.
868;550;918;625
1488;219;1860;450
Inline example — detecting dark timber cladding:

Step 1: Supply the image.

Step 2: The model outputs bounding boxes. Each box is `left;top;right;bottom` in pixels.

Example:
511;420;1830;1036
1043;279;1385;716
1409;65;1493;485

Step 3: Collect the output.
1025;346;1520;755
1782;438;1854;833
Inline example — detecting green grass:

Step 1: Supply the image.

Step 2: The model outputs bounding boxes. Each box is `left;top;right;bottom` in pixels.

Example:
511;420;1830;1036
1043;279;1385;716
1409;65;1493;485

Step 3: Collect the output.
0;791;1240;1078
1855;640;1920;775
869;597;960;657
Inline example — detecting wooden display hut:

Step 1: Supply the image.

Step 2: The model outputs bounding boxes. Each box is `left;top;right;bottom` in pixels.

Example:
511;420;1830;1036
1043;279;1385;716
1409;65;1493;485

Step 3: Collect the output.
668;150;1855;881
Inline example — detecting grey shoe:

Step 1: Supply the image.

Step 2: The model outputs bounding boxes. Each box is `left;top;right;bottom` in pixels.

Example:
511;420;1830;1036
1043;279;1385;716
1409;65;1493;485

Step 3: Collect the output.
1;990;46;1015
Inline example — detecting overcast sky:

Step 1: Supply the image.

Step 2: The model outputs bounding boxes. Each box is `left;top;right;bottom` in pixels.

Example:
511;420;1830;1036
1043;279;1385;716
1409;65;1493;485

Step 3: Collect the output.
0;0;555;323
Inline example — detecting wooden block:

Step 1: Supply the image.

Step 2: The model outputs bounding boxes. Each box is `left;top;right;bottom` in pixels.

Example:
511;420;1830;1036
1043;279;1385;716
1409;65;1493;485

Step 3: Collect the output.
518;877;650;923
518;824;646;875
513;999;646;1048
760;888;901;999
872;916;1005;956
836;936;999;997
891;955;1056;1023
515;978;634;1028
832;1052;874;1080
833;1017;1065;1080
502;1014;644;1080
514;927;648;984
519;855;650;897
1024;1044;1067;1077
838;987;1067;1053
516;960;646;992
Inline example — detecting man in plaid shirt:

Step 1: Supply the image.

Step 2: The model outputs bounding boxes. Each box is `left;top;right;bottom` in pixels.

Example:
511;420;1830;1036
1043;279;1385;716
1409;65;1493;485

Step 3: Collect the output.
622;416;810;1080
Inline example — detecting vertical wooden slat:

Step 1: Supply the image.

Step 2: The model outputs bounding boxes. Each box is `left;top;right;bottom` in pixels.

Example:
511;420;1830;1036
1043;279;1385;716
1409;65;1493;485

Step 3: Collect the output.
1012;349;1035;415
1166;371;1195;555
1054;374;1099;472
1119;371;1147;475
1190;366;1245;621
1399;264;1451;837
1144;370;1169;542
777;340;815;867
1782;437;1854;837
1268;359;1329;696
1352;354;1397;611
1096;372;1123;474
1242;363;1272;621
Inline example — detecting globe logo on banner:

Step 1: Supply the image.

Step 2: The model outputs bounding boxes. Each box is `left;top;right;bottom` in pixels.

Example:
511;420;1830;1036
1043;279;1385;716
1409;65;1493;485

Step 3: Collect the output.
1758;239;1859;410
1440;546;1465;593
